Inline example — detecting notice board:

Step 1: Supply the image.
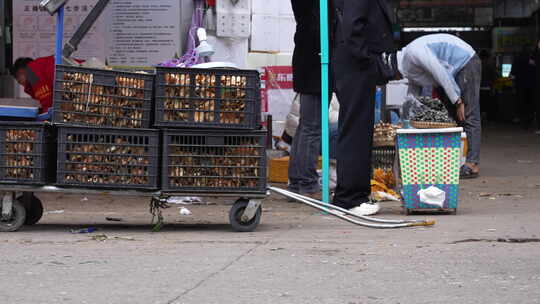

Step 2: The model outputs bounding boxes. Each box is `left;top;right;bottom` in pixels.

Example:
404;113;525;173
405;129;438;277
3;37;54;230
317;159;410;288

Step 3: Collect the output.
12;0;106;61
105;0;180;67
12;0;181;67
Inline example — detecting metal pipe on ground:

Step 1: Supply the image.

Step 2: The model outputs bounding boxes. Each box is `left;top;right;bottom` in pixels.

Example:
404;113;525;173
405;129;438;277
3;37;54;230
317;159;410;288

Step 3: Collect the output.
268;186;435;229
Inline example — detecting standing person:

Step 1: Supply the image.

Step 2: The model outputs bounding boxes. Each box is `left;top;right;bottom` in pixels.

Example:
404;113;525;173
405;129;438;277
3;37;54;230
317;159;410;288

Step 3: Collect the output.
510;45;536;129
479;50;498;122
397;34;482;179
332;0;394;215
287;0;329;199
535;39;540;134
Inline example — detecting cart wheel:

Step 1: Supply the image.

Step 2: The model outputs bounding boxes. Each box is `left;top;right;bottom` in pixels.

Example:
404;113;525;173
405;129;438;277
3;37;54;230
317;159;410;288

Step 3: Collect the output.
21;193;44;225
0;199;26;232
229;199;262;232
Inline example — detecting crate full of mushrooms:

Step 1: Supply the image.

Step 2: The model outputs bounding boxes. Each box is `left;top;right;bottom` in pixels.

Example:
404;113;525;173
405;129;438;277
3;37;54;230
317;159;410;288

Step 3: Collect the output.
162;130;267;193
0;122;52;185
56;126;159;190
373;122;399;147
155;67;261;129
53;65;154;128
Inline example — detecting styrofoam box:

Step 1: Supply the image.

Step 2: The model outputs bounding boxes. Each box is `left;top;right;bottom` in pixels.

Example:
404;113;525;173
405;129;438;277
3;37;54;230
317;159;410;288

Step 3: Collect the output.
246;53;292;69
251;14;295;52
278;16;296;53
217;0;252;38
252;0;279;15
252;0;293;16
207;35;249;68
251;14;280;52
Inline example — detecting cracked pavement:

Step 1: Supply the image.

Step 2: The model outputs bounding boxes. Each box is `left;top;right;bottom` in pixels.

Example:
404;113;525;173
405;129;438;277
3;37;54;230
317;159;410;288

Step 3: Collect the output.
1;124;540;304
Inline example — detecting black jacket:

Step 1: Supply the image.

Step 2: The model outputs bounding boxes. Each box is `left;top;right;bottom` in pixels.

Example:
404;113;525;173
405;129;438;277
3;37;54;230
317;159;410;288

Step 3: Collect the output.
291;0;329;94
334;0;394;64
535;51;540;92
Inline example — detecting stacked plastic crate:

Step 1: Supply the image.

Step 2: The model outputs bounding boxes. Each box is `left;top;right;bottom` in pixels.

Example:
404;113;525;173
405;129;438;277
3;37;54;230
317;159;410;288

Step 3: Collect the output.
52;66;159;190
0;122;54;186
154;67;267;194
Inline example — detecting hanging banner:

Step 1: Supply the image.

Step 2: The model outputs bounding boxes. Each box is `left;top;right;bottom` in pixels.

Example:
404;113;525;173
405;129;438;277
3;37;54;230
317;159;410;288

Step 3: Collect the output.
12;0;106;61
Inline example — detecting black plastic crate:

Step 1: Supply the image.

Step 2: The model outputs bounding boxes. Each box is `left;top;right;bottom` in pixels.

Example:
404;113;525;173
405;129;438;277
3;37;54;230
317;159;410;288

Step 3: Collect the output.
372;146;396;172
53;65;154;128
0;122;53;185
162;130;267;194
155;67;261;129
56;126;159;190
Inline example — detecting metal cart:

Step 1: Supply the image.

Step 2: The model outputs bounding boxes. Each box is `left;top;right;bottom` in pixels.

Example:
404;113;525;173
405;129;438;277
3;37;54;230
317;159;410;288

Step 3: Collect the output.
0;185;266;233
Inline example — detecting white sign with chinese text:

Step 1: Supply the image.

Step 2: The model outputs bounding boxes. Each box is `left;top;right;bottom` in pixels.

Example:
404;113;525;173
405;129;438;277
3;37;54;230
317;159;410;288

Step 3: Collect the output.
13;0;181;67
105;0;180;66
12;0;106;61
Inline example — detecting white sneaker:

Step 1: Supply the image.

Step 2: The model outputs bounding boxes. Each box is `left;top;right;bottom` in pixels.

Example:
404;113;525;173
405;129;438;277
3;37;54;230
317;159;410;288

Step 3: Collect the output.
349;203;381;216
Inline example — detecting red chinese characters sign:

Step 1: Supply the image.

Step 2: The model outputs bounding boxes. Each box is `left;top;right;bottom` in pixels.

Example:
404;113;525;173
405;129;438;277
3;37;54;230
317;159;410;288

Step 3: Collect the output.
260;66;294;114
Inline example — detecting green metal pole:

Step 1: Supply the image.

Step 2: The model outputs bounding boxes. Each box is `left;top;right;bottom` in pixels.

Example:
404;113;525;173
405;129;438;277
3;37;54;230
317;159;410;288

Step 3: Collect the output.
319;0;330;204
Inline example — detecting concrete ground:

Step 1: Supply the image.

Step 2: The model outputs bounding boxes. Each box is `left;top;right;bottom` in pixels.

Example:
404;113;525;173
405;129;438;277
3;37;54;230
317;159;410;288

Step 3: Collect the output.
1;123;540;304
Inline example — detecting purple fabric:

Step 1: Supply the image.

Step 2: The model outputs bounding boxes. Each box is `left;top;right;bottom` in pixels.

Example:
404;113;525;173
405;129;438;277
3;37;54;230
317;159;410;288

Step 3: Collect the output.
158;0;205;67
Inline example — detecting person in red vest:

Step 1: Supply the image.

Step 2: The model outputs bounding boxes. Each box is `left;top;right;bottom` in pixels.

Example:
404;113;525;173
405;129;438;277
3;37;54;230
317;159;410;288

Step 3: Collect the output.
10;56;55;118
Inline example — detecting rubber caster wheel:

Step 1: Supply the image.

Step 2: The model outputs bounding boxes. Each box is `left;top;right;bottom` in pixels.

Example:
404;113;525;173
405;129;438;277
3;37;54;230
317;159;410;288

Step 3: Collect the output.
0;199;26;232
229;199;262;232
21;193;44;225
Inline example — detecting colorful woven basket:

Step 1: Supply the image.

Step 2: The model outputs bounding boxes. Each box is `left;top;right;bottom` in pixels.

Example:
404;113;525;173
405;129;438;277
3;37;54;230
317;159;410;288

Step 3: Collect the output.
410;121;457;129
397;128;463;213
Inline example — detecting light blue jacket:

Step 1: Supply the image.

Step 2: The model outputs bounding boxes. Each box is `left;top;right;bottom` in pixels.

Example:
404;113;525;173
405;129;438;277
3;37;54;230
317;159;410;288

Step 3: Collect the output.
399;34;476;103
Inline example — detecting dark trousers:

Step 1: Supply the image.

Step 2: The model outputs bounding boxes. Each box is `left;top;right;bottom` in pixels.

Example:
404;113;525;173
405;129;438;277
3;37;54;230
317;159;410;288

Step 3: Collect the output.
332;45;377;209
456;55;482;165
537;89;540;129
442;55;482;165
516;85;536;127
288;94;322;194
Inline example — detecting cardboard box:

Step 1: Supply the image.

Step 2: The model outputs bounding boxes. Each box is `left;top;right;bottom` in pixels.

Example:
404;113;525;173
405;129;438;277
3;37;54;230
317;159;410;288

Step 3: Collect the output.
207;35;249;68
269;156;289;183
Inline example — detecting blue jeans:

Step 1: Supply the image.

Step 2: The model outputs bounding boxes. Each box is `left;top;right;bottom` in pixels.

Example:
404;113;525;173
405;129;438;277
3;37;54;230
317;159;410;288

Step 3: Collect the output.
457;55;482;165
288;94;322;194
